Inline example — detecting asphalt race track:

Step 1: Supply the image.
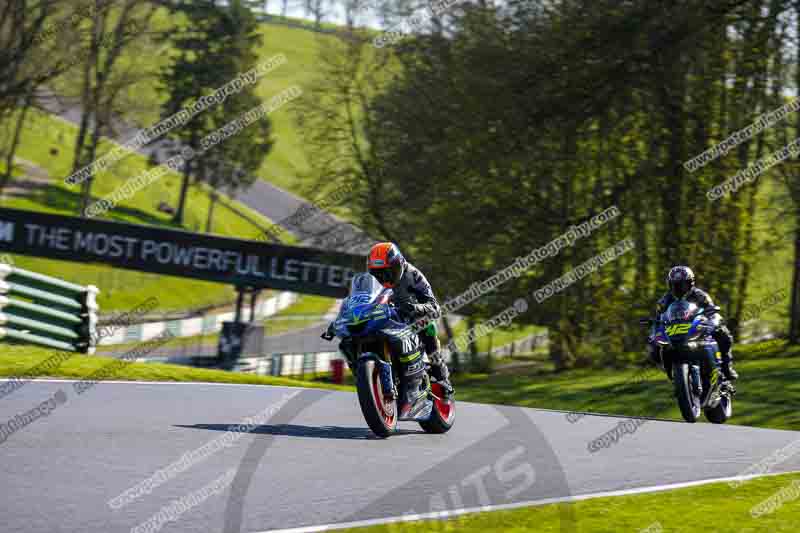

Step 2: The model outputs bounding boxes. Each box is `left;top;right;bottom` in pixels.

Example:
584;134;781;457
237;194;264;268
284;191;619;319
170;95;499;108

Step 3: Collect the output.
2;380;800;533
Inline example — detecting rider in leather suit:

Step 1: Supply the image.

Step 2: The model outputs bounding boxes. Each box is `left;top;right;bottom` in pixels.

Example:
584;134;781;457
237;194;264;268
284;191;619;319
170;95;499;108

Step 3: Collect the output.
648;266;739;381
365;242;454;396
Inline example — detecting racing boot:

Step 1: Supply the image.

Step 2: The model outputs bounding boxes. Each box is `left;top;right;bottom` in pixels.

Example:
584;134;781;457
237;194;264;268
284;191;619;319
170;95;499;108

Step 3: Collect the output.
721;350;738;381
429;350;454;398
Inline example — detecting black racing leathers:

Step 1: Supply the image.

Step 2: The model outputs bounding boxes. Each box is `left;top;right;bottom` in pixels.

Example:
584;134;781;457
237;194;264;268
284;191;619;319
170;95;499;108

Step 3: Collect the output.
391;263;450;385
391;264;440;328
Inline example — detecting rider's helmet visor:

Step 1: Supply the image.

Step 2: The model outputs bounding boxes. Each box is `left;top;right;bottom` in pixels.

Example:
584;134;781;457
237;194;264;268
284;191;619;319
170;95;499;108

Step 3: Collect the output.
670;279;692;299
369;263;402;288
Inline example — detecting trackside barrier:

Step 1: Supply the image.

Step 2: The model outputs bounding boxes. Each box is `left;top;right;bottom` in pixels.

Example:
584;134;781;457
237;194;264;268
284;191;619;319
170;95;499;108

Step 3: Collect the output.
230;352;341;377
231;350;451;379
96;292;299;345
0;265;99;354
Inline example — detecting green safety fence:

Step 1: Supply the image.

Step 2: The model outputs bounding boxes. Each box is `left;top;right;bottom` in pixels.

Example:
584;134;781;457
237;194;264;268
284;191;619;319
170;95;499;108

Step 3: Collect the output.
0;264;99;354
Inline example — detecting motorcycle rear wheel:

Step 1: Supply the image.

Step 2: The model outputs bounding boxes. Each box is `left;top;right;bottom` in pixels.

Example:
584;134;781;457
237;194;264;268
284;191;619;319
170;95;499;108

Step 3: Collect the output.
419;383;455;434
704;393;733;424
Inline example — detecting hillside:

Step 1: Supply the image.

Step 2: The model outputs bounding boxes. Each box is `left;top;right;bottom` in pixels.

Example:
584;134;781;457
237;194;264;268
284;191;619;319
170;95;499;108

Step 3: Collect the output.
45;12;354;199
0;108;277;313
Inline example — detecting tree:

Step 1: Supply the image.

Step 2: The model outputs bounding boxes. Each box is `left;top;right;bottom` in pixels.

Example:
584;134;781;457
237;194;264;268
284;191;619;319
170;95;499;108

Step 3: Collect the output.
0;0;92;190
776;0;800;344
200;89;272;233
66;0;158;216
299;0;789;370
160;0;272;228
1;92;32;193
0;0;63;116
304;0;327;28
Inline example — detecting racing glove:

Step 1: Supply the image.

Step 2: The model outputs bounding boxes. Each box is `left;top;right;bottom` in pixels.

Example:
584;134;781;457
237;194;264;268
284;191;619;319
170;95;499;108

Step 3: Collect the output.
411;302;439;320
321;321;336;341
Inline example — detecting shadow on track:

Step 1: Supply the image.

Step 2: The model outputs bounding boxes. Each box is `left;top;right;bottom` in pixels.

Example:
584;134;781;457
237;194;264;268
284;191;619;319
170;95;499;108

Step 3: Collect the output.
174;423;424;440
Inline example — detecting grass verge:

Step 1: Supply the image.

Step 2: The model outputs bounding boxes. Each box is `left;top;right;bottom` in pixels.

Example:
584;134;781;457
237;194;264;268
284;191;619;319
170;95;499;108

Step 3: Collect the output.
263;294;336;335
340;472;800;532
0;342;348;391
2;339;797;433
453;339;800;432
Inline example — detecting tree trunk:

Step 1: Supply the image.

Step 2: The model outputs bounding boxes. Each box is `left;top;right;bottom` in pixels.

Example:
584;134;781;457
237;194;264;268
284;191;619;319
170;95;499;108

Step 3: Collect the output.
173;158;192;225
71;118;92;212
71;24;97;217
790;231;800;344
205;190;218;233
485;332;493;372
1;94;31;193
79;116;103;216
791;3;800;345
441;314;460;373
466;315;478;371
548;325;568;372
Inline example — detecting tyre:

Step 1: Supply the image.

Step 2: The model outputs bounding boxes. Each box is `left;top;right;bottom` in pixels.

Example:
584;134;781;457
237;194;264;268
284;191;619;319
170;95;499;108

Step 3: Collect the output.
674;363;701;423
704;394;733;424
356;359;397;438
419;382;455;434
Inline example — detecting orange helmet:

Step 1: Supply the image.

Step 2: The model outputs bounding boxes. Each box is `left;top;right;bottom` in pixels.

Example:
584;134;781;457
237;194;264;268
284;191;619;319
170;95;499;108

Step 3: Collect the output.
367;242;406;288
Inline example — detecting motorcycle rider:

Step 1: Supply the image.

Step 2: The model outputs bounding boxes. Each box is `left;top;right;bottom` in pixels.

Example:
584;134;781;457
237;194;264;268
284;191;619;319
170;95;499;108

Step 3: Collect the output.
365;242;454;397
648;266;739;381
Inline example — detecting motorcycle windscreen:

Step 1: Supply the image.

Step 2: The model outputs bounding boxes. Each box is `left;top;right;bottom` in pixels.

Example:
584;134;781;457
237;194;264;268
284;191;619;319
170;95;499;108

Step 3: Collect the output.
348;272;384;303
334;272;385;326
333;273;392;337
664;300;701;322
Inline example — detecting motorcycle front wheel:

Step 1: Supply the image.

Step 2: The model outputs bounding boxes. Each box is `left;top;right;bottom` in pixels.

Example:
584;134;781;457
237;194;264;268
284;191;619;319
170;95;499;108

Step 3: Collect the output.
356;358;397;438
673;362;702;423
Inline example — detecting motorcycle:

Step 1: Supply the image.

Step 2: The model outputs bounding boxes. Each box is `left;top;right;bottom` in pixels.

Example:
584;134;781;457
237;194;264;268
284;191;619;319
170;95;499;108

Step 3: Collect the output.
640;300;735;424
321;272;455;438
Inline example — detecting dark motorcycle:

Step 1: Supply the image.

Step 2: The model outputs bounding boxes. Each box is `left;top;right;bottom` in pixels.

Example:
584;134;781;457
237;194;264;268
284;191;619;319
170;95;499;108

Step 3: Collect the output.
640;300;734;424
322;273;455;438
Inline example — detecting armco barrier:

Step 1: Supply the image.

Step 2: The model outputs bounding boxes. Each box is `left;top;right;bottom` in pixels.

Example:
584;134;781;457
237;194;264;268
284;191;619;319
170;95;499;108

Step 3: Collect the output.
0;265;98;353
96;291;301;345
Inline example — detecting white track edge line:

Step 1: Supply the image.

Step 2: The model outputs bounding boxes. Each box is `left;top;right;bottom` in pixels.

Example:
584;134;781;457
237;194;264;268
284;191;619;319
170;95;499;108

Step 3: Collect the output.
254;469;800;533
0;378;326;389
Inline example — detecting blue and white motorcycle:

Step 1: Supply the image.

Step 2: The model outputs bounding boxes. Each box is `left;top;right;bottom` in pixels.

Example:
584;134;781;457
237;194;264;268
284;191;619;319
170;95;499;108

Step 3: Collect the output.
642;300;734;424
322;273;455;437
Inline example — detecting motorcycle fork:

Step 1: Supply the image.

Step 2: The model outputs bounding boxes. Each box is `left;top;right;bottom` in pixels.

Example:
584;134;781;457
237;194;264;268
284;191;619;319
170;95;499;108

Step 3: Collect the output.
379;340;397;398
689;364;703;398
